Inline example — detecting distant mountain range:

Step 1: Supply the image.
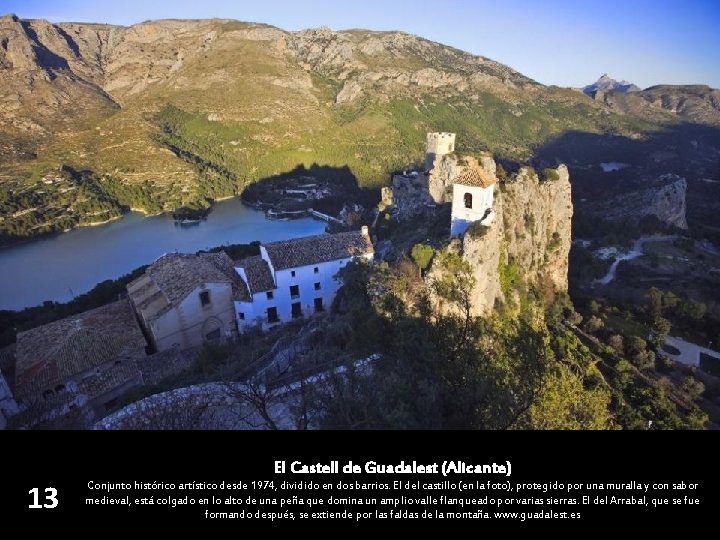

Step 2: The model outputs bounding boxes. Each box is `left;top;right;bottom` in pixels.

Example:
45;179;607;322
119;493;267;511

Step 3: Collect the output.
583;73;641;94
0;14;719;245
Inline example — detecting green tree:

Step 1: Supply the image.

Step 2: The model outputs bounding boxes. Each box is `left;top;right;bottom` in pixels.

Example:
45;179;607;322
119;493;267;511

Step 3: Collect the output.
540;168;560;182
631;349;655;371
608;334;625;356
410;243;434;275
680;300;707;321
645;287;663;319
627;336;647;356
614;359;634;390
662;291;680;311
685;406;708;430
517;365;612;430
680;376;705;401
584;315;604;334
651;317;672;349
547;292;582;326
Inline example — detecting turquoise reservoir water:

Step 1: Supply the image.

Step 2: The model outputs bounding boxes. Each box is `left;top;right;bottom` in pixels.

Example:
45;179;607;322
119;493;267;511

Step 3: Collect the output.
0;197;326;311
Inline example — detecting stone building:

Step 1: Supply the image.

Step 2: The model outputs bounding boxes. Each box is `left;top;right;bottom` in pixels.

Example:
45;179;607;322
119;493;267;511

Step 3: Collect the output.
233;228;374;331
128;231;373;346
13;300;147;423
425;132;456;171
127;252;246;352
383;132;464;220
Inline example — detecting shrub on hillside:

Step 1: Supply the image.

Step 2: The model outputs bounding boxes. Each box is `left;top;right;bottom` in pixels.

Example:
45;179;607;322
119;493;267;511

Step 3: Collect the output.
541;168;560;182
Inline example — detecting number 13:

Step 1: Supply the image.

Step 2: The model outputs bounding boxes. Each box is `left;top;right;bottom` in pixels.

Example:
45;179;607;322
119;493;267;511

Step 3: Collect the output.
29;487;59;509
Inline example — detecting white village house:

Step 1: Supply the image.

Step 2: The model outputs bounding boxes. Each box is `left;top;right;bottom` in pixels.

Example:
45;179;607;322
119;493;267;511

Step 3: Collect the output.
233;227;374;331
127;228;374;351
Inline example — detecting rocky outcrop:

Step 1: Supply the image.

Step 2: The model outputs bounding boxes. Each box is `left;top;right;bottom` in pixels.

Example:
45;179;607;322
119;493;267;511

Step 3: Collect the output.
428;154;462;203
460;164;572;315
583;74;641;95
585;173;687;229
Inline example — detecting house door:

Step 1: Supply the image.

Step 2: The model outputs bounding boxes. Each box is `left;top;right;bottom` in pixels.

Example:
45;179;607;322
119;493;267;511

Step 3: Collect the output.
291;302;302;319
314;298;324;313
202;317;224;342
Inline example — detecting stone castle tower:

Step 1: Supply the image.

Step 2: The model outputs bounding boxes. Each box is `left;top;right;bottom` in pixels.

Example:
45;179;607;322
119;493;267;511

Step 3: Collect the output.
425;132;456;171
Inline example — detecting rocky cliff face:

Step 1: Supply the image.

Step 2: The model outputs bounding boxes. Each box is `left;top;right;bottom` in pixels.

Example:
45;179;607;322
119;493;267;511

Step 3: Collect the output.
459;163;572;315
584;173;687;229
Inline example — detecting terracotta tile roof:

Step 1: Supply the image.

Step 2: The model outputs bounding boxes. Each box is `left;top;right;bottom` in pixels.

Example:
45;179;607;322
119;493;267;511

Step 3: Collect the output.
237;255;275;294
202;252;251;301
455;166;497;188
263;231;374;271
127;252;250;318
148;253;234;305
14;300;147;400
76;361;142;398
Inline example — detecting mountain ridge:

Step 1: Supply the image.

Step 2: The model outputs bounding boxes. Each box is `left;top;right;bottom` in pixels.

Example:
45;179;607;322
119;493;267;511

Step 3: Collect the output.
1;15;719;245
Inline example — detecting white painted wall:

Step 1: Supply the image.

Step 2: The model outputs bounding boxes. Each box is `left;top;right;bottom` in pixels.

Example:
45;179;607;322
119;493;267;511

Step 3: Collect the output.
151;282;236;351
235;254;373;331
451;183;494;236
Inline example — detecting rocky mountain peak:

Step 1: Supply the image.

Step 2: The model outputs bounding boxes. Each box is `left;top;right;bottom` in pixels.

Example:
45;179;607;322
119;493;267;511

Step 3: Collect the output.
584;73;641;95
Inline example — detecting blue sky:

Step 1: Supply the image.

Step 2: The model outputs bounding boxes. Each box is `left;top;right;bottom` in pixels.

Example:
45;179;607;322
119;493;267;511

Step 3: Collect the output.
4;0;719;88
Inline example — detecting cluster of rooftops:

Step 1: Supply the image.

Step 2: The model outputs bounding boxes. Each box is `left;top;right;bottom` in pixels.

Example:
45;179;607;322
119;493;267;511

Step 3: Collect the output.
128;229;374;316
12;230;374;407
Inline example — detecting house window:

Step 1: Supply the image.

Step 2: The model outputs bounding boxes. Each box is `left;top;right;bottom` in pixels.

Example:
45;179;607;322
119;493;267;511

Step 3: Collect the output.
464;192;473;209
200;290;211;306
290;285;300;299
267;307;279;323
291;270;296;277
266;291;274;300
206;328;221;340
314;267;319;274
314;282;321;291
292;302;303;319
238;312;245;320
314;298;324;313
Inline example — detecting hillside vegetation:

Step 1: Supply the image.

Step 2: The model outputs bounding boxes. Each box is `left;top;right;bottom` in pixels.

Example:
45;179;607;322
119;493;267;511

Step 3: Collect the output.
1;15;719;245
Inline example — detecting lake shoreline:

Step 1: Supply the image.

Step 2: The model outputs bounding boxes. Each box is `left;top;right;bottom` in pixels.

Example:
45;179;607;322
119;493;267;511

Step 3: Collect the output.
0;197;327;311
0;196;243;251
